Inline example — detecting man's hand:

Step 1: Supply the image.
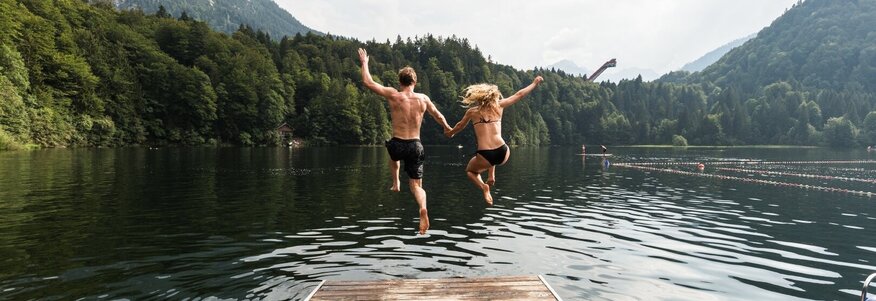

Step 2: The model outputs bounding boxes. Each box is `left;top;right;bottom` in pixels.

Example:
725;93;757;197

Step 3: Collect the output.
358;48;369;65
444;128;454;138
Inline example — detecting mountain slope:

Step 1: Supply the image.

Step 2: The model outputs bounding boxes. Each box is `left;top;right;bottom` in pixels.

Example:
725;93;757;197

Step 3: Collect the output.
115;0;320;39
680;33;755;72
693;0;876;94
546;59;590;77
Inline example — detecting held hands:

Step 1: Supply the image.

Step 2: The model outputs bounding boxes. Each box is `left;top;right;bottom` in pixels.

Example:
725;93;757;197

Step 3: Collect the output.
357;48;369;65
444;127;454;138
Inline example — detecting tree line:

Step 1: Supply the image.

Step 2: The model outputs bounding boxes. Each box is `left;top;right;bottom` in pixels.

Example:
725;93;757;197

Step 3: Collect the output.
2;0;876;148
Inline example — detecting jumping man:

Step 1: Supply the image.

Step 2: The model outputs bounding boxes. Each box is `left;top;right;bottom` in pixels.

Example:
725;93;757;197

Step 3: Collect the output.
358;48;451;235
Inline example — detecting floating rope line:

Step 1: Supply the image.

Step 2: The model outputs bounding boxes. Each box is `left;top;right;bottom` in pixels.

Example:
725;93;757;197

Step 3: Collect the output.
614;163;875;197
628;160;876;166
716;167;876;184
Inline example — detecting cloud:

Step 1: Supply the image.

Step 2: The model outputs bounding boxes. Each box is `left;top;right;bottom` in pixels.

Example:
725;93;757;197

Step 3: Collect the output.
543;27;594;68
545;27;582;52
276;0;798;77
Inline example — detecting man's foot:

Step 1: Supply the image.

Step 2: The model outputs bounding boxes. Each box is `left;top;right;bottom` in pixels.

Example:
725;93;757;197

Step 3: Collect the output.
482;184;493;206
390;178;400;192
418;208;430;235
486;177;495;187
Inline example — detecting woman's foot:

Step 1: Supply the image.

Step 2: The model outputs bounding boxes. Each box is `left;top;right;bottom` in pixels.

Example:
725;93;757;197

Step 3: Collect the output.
482;184;493;206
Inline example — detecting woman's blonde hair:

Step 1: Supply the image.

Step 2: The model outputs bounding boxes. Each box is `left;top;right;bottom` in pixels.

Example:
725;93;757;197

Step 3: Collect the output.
461;84;502;118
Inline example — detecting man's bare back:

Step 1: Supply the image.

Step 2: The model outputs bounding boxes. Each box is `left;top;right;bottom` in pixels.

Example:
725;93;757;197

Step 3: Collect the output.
386;91;429;140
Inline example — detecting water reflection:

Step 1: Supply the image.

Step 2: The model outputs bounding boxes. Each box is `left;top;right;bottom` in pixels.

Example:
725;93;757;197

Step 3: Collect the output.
0;147;874;300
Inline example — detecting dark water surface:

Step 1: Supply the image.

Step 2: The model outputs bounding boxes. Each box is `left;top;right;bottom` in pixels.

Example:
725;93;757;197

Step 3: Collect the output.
1;146;874;300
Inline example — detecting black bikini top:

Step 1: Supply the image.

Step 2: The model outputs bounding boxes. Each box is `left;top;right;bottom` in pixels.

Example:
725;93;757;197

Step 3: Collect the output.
473;117;501;125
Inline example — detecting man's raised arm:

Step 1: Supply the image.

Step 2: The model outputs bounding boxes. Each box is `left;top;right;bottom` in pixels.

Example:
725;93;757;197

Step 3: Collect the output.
358;48;396;97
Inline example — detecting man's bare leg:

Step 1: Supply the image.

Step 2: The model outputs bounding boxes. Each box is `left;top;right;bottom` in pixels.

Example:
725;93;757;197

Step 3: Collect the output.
409;179;429;234
389;159;401;192
486;166;496;187
466;156;493;206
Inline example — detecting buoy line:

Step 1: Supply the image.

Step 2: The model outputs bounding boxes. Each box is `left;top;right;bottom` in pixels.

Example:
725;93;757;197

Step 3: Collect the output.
628;160;876;166
614;163;875;197
716;167;876;184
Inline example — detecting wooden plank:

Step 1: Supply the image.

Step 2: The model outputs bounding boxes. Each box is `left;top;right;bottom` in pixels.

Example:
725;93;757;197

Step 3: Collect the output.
325;275;540;286
302;280;324;301
538;275;564;301
314;284;551;296
308;275;561;301
312;297;554;301
319;279;543;291
317;277;542;292
311;291;556;301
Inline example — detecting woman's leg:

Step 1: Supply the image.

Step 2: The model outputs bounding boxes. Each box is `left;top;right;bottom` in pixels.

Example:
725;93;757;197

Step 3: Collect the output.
488;147;511;186
466;155;494;205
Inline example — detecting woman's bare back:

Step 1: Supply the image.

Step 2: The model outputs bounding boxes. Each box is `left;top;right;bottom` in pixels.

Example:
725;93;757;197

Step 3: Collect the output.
470;108;506;150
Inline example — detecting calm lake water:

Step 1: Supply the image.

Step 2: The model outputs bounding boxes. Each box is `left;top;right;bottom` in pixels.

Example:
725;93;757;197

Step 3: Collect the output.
1;146;875;300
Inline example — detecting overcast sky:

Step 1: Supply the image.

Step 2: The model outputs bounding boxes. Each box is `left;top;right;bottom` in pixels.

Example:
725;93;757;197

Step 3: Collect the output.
275;0;798;81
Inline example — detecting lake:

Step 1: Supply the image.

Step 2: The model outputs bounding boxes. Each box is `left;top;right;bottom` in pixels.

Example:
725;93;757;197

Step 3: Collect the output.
1;146;874;300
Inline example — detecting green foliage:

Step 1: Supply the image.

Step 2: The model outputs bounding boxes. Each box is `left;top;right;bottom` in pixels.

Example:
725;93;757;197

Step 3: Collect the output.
823;116;858;147
5;0;876;148
0;129;24;151
674;0;876;146
859;111;876;146
0;73;31;141
672;135;688;147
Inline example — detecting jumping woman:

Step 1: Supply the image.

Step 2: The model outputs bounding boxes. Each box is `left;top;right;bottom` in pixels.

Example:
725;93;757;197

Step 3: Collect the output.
445;76;544;205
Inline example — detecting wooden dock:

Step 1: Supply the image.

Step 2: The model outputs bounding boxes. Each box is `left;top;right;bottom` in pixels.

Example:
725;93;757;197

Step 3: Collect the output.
304;275;563;301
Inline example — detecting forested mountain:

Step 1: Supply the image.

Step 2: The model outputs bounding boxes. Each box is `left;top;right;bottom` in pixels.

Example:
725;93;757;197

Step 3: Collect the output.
0;0;620;148
693;0;876;95
1;0;875;149
659;0;876;146
114;0;319;39
680;33;754;72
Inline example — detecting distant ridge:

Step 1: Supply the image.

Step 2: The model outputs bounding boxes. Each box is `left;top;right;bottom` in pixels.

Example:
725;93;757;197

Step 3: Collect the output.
692;0;876;94
115;0;320;39
546;59;590;77
680;33;755;72
547;59;659;82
